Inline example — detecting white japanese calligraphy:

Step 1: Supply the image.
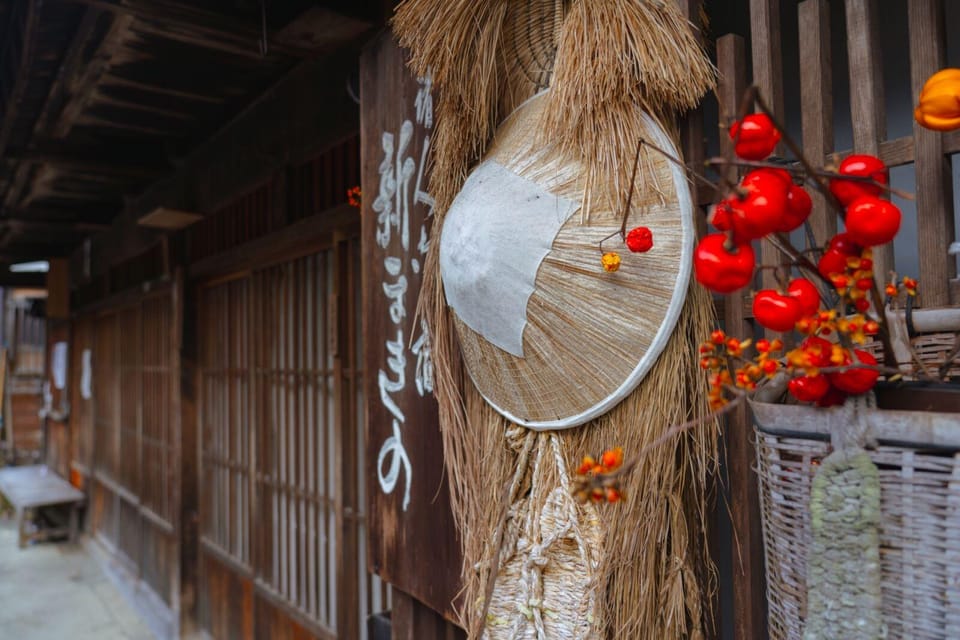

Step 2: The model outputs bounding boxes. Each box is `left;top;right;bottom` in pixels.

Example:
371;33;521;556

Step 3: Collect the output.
376;75;435;513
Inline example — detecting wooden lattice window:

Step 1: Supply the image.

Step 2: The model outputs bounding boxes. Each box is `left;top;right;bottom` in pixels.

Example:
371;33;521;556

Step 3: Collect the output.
199;238;386;638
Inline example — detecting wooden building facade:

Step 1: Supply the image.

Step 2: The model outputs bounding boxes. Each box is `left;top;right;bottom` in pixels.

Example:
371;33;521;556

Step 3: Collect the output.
0;1;956;639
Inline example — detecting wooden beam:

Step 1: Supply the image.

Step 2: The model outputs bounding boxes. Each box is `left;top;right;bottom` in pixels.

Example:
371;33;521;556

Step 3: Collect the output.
50;13;136;140
4;217;111;233
1;7;105;211
99;74;223;104
5;204;118;225
63;0;369;59
0;0;39;165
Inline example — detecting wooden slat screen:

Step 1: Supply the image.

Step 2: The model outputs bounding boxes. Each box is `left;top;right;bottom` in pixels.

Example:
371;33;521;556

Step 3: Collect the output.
287;134;360;223
88;292;178;606
199;237;386;639
190;181;279;263
200;277;253;566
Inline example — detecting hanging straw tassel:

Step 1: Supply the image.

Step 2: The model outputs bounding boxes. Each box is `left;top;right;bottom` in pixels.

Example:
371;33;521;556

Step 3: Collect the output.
394;0;513;213
541;0;716;216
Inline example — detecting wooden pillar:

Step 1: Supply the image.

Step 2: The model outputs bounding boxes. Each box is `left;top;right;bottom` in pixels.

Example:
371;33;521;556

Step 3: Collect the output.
750;0;787;293
798;0;835;249
845;0;892;285
176;265;200;635
718;32;768;640
908;0;956;307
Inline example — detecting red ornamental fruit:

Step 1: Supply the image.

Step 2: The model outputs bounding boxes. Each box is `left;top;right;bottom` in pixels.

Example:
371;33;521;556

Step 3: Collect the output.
708;201;733;232
727;170;790;240
788;374;831;402
787;278;820;316
694;233;756;293
816;386;849;407
829;154;889;205
776;185;813;232
827;232;863;256
625;226;654;253
844;196;902;246
753;289;803;332
818;249;850;279
828;349;880;394
729;113;781;160
801;335;834;367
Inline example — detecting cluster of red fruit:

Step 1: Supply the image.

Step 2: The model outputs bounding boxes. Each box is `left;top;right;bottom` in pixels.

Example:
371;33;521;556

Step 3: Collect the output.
700;331;783;409
785;334;879;406
693;113;901;299
575;447;624;503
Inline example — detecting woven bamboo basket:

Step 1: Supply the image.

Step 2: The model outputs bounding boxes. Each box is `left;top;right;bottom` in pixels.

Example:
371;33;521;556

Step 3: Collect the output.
752;392;960;640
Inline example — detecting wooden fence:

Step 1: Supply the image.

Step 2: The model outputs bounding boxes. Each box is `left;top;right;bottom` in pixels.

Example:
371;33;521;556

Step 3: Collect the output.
677;1;960;638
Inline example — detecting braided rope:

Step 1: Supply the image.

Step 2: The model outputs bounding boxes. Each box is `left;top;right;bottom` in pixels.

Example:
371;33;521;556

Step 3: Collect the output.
804;394;885;640
485;431;603;639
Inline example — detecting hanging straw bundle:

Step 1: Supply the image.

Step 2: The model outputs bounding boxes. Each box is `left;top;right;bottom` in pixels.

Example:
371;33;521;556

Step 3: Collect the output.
393;1;718;637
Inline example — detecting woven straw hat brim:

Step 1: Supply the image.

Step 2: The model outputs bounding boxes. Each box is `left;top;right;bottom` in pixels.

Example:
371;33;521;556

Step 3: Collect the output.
442;91;694;430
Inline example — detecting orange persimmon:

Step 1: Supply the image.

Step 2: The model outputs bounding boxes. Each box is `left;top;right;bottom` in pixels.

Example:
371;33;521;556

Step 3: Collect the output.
915;68;960;132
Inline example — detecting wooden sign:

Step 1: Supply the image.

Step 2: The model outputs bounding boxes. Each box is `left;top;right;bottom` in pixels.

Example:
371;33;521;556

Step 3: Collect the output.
361;33;462;619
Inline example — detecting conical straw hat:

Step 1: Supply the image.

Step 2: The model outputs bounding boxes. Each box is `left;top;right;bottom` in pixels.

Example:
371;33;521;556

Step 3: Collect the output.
439;91;694;430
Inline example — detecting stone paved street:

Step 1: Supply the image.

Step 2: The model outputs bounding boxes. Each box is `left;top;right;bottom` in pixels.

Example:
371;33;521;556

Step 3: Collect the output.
0;516;154;640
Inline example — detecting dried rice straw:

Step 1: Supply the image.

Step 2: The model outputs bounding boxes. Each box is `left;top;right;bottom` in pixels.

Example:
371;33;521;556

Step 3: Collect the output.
393;0;718;636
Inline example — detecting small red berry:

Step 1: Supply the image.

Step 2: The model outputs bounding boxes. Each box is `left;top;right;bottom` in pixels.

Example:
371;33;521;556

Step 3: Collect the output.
787;278;820;317
625;226;654;253
753;289;804;332
729;113;781;160
788;374;831;402
845;196;901;246
694;234;756;293
829;154;889;205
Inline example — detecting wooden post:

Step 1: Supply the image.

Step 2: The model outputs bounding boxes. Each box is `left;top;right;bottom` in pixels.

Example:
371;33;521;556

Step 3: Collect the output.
750;0;787;293
46;258;70;319
798;0;835;249
845;0;893;284
176;265;201;636
908;0;956;307
718;33;769;640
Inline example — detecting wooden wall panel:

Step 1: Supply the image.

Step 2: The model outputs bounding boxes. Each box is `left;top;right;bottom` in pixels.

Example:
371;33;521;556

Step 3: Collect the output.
360;31;462;623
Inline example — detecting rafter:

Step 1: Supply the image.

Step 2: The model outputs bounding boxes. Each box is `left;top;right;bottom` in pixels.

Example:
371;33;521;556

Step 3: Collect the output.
64;0;331;59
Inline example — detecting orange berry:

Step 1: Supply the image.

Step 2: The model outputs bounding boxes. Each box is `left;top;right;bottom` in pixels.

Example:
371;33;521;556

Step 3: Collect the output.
577;456;596;475
601;252;622;272
756;339;771;353
601;447;624;470
711;329;726;344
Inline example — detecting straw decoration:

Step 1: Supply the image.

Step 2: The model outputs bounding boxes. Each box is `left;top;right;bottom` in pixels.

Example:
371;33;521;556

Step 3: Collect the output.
540;0;716;219
393;1;719;636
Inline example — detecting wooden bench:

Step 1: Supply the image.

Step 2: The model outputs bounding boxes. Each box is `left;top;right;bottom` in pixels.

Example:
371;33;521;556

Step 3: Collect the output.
0;465;85;548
